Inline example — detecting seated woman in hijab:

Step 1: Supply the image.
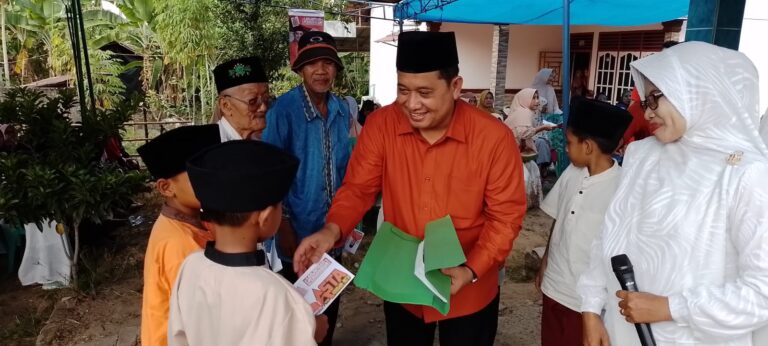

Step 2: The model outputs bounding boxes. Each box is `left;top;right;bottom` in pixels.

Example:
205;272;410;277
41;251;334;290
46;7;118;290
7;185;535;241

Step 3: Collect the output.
532;68;562;115
477;90;504;121
503;88;557;208
578;42;768;346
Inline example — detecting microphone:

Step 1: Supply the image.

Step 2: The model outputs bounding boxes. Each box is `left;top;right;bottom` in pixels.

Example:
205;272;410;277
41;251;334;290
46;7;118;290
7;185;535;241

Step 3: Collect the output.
611;254;657;346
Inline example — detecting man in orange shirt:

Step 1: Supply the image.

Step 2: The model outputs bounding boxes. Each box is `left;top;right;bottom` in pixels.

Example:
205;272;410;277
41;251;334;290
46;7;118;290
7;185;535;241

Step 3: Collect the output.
293;31;527;346
138;125;220;346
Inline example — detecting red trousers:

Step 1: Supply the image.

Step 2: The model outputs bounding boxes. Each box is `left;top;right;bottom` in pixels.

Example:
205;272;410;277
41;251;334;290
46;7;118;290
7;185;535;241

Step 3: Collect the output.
541;294;583;346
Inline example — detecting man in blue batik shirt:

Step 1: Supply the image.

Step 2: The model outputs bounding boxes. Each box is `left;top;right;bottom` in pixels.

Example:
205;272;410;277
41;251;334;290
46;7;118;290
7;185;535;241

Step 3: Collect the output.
262;30;349;346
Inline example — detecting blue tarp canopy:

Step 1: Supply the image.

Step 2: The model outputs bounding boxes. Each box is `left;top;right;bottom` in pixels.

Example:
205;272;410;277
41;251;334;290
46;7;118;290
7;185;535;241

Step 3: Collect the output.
394;0;689;26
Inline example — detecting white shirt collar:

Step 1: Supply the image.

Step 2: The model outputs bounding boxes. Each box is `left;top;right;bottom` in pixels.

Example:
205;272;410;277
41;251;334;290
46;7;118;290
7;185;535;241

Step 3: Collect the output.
218;117;243;142
581;160;620;187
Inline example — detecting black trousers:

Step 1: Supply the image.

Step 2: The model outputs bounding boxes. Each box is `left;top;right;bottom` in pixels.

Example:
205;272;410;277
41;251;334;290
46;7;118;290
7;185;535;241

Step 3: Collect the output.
279;266;340;346
383;292;500;346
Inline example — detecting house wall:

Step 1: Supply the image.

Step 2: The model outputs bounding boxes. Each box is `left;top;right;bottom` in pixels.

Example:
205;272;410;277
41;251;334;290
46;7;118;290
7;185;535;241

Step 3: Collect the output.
369;5;400;105
740;0;768;113
442;23;664;93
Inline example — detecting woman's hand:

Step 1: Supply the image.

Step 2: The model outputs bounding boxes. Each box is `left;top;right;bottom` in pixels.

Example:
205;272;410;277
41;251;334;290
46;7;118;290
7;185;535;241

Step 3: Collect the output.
616;291;673;323
583;312;610;346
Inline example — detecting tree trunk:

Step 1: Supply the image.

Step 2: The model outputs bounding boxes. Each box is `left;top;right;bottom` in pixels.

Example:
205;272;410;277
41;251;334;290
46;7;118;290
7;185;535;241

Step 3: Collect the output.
191;65;197;124
1;2;10;87
200;62;207;125
71;220;80;289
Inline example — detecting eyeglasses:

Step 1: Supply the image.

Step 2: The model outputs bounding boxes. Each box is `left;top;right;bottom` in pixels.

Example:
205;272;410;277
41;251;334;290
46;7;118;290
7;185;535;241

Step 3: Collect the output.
223;94;270;110
640;90;664;111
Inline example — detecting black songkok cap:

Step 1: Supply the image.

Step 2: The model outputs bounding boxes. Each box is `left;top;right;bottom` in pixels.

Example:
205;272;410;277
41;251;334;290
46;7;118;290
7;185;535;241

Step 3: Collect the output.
568;97;633;147
292;31;344;72
186;140;299;213
137;124;220;180
213;56;268;94
396;31;459;73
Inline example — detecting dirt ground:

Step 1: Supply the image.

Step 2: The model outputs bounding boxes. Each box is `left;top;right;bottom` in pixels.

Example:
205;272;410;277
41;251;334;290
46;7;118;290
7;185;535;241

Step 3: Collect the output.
0;206;553;346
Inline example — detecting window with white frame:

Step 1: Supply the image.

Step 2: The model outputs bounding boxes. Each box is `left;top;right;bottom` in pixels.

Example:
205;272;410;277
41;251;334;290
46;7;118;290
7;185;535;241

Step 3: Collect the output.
594;31;665;105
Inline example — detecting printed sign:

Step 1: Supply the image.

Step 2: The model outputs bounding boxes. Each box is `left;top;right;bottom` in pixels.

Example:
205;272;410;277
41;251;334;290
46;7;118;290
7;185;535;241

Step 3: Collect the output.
293;254;354;315
288;9;325;65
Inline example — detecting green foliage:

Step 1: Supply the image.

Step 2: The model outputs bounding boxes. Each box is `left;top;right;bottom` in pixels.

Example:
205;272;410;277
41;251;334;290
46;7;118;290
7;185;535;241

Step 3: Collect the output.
4;0;370;123
0;88;146;231
334;52;369;101
270;65;302;96
87;50;128;109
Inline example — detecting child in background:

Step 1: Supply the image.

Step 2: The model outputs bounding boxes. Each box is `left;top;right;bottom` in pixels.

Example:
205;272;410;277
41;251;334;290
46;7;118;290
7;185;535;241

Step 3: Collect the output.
138;125;220;346
535;98;632;346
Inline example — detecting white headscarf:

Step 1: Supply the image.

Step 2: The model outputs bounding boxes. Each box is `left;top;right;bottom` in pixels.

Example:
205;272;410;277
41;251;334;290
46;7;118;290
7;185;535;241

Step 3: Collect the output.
531;68;562;114
579;42;768;344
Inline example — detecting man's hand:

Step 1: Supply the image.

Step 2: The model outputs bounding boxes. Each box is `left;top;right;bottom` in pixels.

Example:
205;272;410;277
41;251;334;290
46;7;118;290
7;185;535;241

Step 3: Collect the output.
535;253;548;294
441;265;475;295
616;291;672;324
276;218;298;258
314;314;329;343
293;224;341;275
582;312;610;346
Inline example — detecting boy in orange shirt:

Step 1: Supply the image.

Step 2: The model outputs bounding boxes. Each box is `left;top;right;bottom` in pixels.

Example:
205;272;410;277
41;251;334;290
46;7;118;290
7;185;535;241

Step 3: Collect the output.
137;125;220;346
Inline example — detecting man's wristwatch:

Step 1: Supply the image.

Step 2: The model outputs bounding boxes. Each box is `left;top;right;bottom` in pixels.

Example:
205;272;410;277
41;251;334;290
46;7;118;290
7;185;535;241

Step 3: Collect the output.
461;264;478;283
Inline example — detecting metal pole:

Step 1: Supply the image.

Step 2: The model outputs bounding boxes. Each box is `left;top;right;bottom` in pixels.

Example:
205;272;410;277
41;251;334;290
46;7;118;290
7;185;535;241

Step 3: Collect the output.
561;0;571;124
74;0;96;112
66;4;86;116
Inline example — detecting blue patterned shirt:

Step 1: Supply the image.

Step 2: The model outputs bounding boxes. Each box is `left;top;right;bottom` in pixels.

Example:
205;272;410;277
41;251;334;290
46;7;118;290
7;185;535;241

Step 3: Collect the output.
263;85;351;260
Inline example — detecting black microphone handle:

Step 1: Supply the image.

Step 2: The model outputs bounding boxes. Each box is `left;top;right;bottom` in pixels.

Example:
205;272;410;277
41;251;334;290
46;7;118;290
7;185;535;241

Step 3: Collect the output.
615;273;657;346
635;324;656;346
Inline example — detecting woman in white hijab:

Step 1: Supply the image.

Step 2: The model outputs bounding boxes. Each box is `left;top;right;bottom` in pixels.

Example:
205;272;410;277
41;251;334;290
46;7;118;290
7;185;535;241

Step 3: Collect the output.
504;88;556;208
578;42;768;346
531;68;562;115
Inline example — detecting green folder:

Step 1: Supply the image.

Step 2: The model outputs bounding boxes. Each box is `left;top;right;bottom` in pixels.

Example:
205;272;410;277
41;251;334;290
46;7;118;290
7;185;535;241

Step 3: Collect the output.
353;216;466;315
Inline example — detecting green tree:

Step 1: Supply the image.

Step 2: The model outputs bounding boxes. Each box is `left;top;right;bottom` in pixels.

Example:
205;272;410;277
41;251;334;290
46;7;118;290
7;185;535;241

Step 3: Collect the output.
154;0;218;123
0;88;146;288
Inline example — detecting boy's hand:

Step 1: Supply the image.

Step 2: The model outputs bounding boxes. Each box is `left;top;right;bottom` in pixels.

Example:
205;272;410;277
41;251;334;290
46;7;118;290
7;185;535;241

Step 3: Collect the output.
441;266;475;295
582;312;610;346
314;315;329;343
293;224;341;275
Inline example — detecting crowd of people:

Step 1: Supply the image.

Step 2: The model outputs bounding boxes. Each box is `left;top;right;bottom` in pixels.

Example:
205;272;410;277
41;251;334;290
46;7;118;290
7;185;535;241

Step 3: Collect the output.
129;26;768;346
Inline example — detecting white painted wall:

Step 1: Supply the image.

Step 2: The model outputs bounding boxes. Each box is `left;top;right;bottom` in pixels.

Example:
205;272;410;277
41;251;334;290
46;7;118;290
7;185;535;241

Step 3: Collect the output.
440;23;664;91
740;0;768;113
369;5;399;105
368;4;425;105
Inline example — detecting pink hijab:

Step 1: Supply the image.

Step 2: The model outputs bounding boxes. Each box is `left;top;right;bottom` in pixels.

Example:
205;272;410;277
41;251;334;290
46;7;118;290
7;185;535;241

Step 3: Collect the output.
504;88;537;128
503;88;538;152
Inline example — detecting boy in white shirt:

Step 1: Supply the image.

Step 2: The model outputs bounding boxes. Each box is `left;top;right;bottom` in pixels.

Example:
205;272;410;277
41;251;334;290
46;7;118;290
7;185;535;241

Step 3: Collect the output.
535;97;632;345
168;141;326;346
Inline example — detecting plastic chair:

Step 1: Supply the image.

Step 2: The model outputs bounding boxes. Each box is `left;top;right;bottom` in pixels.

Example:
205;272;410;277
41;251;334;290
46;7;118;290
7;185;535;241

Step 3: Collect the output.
1;223;25;277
